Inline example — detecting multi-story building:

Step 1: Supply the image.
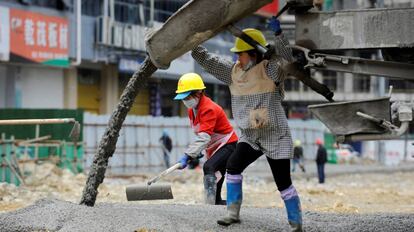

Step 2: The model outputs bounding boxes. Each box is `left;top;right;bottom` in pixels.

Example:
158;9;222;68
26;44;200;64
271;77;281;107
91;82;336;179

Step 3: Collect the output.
0;0;413;124
0;0;269;118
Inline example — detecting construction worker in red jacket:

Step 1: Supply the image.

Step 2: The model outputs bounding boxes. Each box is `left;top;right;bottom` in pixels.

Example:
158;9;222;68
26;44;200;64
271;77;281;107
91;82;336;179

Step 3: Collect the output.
175;73;238;205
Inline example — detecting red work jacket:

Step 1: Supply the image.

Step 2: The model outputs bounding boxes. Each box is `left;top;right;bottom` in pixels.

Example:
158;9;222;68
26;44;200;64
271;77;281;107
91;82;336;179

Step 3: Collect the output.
188;95;238;159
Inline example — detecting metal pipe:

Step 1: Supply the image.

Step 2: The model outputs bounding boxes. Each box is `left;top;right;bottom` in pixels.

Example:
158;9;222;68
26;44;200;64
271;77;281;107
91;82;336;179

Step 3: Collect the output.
341;121;410;142
71;0;82;66
103;0;108;44
34;126;39;161
4;155;25;185
150;0;154;27
110;0;115;19
17;135;51;145
0;118;76;125
139;3;145;26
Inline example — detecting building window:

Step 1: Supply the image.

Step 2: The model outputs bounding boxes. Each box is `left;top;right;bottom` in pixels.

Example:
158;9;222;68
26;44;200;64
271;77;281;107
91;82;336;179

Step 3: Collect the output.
158;79;178;117
353;74;370;92
78;68;101;114
119;73;150;115
78;69;100;85
82;0;189;24
115;0;142;24
143;0;188;23
322;71;337;91
388;79;414;93
19;0;70;11
284;76;300;92
82;0;103;16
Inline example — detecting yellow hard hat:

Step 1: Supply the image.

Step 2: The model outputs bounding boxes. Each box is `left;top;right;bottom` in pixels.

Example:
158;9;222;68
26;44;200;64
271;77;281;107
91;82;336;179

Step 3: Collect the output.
174;73;206;100
294;140;301;146
230;28;268;53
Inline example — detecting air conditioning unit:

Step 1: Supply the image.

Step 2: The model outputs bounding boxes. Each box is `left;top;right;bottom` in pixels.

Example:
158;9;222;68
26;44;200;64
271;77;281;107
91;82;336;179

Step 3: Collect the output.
112;22;123;48
95;16;112;45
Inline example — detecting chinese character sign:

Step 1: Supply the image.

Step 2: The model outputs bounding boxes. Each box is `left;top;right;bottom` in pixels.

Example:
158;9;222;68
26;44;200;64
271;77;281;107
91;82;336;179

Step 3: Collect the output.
10;9;69;67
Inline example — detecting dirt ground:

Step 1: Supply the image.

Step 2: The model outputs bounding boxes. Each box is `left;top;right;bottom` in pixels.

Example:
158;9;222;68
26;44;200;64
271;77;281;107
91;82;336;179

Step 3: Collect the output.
1;162;414;214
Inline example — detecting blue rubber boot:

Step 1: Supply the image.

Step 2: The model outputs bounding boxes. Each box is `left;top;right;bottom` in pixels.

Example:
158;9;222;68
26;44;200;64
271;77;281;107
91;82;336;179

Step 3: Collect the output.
217;174;242;226
281;185;303;232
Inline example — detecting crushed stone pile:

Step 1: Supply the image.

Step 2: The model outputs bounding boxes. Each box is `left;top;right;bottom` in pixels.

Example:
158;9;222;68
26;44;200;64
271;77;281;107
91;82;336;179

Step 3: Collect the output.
1;163;414;231
1;198;413;232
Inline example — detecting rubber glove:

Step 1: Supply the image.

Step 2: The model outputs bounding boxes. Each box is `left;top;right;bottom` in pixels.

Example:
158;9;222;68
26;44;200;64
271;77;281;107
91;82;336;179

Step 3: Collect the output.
177;154;190;169
267;16;282;35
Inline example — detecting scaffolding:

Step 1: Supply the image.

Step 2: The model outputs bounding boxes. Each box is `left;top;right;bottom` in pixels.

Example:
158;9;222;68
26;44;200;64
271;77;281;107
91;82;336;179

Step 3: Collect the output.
0;118;82;186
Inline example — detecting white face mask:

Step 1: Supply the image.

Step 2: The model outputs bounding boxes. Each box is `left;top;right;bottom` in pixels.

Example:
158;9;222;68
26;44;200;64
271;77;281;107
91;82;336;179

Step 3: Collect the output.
242;60;255;71
182;97;199;109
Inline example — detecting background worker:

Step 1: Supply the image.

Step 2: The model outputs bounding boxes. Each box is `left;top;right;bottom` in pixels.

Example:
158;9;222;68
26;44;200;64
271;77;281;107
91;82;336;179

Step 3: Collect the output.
315;138;327;184
174;73;238;205
159;130;173;168
292;140;306;173
191;18;303;231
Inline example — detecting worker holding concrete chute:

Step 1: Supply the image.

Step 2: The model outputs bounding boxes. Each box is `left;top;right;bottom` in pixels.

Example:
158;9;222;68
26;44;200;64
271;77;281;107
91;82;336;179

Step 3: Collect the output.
174;73;238;205
191;18;303;231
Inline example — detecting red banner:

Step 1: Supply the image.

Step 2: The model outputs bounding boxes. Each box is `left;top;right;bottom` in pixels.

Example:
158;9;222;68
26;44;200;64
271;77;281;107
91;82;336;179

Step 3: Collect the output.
9;8;69;67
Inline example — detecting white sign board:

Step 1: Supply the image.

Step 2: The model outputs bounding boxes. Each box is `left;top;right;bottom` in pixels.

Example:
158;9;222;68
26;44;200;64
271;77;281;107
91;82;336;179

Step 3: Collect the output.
0;6;10;61
363;140;414;166
384;140;414;166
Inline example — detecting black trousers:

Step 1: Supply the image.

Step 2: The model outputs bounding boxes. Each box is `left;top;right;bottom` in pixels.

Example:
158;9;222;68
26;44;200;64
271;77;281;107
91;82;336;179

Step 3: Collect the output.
226;142;292;192
203;142;237;201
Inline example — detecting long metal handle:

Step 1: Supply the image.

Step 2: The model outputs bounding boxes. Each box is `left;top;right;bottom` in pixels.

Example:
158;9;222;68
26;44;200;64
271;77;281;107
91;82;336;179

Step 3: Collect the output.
147;163;182;185
0;118;76;125
274;3;290;18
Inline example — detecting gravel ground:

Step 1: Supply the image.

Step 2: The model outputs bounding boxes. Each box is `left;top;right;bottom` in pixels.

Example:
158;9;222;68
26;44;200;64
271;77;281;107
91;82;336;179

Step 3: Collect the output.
0;198;413;232
1;162;414;231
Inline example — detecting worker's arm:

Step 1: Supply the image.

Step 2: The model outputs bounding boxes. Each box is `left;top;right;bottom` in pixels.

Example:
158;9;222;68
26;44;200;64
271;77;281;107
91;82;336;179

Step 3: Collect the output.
178;108;216;170
191;46;234;85
186;107;217;156
268;17;294;63
266;18;294;84
185;106;218;158
184;132;211;158
273;34;294;63
178;132;211;169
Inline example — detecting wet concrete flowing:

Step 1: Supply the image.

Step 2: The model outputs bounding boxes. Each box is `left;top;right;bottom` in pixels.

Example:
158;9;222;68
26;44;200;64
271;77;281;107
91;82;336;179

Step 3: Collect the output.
80;57;157;206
